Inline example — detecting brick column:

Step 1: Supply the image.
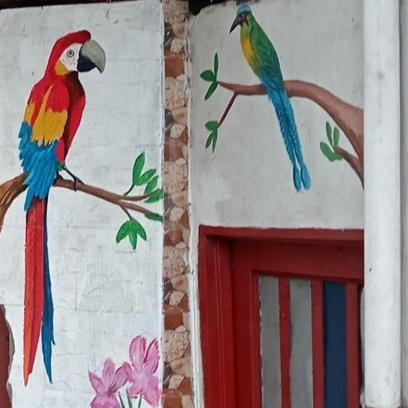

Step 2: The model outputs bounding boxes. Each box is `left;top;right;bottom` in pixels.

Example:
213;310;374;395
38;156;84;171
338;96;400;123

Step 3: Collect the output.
162;1;193;407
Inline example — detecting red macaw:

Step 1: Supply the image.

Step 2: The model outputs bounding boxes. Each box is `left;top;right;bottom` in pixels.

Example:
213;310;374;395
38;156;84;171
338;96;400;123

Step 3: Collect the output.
18;30;105;384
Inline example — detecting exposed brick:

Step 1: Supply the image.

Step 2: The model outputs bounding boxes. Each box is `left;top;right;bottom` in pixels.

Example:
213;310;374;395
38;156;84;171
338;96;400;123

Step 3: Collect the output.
164;229;184;246
178;293;189;312
172;21;186;38
166;54;185;77
170;356;192;378
170;191;188;208
169;374;184;389
182;395;193;408
164;306;183;329
171;107;188;126
163;1;191;403
163;389;183;408
164;246;187;278
163;0;188;25
171;274;188;293
164;330;189;362
179;377;192;395
169;290;185;306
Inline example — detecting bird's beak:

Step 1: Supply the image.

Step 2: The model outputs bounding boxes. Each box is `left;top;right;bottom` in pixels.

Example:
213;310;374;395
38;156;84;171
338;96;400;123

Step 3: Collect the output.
77;39;106;73
229;16;241;33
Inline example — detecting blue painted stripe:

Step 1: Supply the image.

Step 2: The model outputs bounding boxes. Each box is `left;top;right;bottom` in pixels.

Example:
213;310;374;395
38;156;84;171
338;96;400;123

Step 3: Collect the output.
324;282;347;408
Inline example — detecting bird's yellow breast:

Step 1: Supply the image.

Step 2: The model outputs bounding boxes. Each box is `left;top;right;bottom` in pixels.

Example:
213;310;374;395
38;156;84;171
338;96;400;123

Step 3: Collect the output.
240;29;256;70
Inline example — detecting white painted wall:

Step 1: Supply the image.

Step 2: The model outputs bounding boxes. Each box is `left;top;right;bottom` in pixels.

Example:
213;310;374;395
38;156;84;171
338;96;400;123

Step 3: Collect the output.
0;1;164;406
189;0;363;405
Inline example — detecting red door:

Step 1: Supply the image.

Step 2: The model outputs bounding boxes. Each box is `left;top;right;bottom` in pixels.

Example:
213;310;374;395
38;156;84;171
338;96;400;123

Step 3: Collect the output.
199;227;363;408
0;307;10;408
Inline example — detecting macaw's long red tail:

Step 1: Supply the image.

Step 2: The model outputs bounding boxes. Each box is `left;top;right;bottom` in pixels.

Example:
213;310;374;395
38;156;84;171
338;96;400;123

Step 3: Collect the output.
24;198;54;385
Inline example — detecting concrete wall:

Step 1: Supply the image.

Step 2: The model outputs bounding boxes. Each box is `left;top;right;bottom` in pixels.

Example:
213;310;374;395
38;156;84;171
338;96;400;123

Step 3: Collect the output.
0;1;164;406
189;0;363;404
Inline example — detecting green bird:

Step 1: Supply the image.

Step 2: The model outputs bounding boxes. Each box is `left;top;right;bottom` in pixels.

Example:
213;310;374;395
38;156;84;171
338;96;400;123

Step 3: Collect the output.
230;5;311;191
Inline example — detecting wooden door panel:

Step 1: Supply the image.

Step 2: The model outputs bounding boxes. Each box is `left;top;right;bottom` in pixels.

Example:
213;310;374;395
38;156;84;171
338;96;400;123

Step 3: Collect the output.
199;227;363;408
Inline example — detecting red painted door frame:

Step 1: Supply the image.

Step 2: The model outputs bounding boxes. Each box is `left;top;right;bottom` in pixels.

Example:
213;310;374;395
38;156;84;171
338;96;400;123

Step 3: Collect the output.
0;307;10;408
198;226;363;408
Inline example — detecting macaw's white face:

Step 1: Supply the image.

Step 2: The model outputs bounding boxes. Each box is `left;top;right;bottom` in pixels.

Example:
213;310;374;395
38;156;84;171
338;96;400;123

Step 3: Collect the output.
58;43;82;73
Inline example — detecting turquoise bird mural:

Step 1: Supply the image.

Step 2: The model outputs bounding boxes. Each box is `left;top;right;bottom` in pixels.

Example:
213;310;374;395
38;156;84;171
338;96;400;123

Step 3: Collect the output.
230;5;311;191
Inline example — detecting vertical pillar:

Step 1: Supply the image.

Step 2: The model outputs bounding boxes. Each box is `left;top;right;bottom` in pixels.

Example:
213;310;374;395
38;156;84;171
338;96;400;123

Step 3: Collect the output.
364;1;401;407
401;2;408;406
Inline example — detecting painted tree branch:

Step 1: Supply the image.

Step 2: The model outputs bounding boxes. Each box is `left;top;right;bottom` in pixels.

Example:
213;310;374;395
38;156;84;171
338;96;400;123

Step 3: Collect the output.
218;80;364;186
0;172;156;232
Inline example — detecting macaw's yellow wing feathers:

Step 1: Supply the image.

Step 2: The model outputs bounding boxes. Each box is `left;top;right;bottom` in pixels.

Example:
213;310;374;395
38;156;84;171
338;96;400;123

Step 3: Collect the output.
28;85;69;146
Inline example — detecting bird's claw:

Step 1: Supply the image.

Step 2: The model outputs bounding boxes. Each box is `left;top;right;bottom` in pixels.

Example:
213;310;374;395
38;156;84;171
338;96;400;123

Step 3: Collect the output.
72;176;84;192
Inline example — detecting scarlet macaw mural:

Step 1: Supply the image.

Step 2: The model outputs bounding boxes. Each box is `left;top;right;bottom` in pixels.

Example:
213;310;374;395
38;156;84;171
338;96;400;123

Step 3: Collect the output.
0;30;163;386
19;30;106;386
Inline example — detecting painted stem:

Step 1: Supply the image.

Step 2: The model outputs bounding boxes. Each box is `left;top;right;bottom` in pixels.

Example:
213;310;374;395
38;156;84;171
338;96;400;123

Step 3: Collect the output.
0;173;156;232
219;93;238;126
217;79;364;186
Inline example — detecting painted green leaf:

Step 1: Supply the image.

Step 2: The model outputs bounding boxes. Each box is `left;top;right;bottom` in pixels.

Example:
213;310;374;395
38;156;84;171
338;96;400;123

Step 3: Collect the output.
211;131;218;153
128;229;138;250
126;390;133;408
116;221;130;243
137;169;156;186
132;153;145;186
144;175;158;194
214;53;219;78
135;221;147;241
205;121;219;132
320;142;338;162
205;133;213;149
145;188;164;204
325;122;332;145
333;127;340;148
205;81;218;100
200;70;215;82
118;393;126;408
145;212;164;223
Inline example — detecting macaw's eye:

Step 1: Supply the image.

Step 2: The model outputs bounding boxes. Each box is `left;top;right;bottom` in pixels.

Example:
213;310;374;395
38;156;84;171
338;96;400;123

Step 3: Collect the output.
67;49;75;58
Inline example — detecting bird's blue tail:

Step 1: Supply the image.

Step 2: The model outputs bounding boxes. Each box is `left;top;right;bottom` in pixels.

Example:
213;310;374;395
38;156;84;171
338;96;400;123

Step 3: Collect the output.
42;203;55;383
264;81;311;191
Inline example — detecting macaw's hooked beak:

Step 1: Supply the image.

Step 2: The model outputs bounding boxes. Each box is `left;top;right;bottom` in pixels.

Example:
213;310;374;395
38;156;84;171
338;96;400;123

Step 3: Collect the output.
229;15;241;33
77;39;106;73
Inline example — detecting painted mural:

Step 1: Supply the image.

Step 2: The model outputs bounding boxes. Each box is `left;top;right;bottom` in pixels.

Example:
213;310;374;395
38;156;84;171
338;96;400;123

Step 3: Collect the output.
89;336;160;408
201;5;364;187
0;29;163;391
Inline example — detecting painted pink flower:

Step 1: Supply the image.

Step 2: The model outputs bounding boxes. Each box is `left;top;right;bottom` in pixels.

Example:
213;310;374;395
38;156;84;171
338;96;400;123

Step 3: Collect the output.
89;358;127;408
123;336;160;406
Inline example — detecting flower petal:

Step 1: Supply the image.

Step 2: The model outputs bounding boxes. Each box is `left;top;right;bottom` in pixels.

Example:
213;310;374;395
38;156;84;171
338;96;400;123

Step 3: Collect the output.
143;375;160;407
144;339;160;374
102;358;116;388
123;362;134;382
128;381;143;399
89;371;105;394
129;336;146;371
91;394;121;408
111;365;127;392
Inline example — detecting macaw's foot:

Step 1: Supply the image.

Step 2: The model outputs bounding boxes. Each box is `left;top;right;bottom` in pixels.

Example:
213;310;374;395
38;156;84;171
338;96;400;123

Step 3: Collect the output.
60;165;85;191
